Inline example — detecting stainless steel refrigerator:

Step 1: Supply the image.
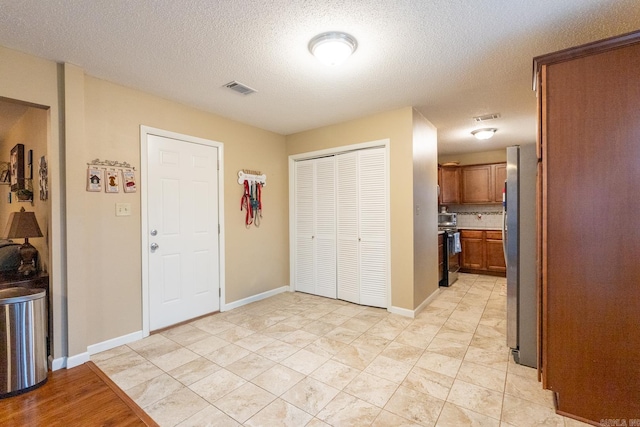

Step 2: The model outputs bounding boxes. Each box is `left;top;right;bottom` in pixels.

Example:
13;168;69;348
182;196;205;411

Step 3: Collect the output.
504;144;537;368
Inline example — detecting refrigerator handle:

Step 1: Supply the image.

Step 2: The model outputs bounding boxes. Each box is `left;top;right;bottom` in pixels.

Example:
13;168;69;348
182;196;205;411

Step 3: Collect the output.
502;180;508;265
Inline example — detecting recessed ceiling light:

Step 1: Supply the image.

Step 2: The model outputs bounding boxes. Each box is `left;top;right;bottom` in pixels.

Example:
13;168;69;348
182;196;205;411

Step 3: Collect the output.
309;32;357;66
471;128;497;140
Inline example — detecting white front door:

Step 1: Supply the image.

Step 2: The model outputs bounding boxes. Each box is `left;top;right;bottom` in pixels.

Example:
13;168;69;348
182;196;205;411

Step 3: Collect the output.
147;134;220;330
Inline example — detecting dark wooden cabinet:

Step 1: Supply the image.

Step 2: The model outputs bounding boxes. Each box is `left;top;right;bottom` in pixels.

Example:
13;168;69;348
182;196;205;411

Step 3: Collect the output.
438;166;460;204
492;163;506;203
459;162;506;204
535;31;640;422
459;229;505;276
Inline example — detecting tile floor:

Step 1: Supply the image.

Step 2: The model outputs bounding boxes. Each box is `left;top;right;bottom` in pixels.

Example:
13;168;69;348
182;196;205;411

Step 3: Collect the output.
92;274;591;426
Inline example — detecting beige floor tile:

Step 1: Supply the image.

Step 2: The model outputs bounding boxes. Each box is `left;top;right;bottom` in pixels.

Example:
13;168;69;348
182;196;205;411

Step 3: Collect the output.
309;359;361;390
405;319;444;336
190;318;235;335
233;333;275;352
203;343;251;367
281;348;329;375
127;373;184;408
501;395;564;426
344;371;398;408
332;344;378;370
402;365;454;400
563;417;594;427
318;312;351;326
446;379;503;420
279;329;319;347
443;318;480;333
185;335;229;356
262;323;299;339
372;410;423;427
144;387;209;427
214;325;255;343
189;369;246;403
111;361;164;391
168;357;221;386
463;346;509;372
90;344;133;363
504;372;555;408
341;316;375;332
436;402;500;427
427;337;468;359
380;341;424;365
364;354;412;384
393;330;436;349
94;350;149;376
225;353;275;380
305;418;332;427
350;333;392;354
149;347;200;372
255;340;300;362
333;304;367;317
456;360;506;393
162;324;212;347
316;392;381;427
214;382;276;424
251;364;305;396
281;377;340;415
469;335;506;352
305;336;350;358
507;358;538;381
415;351;463;378
384;385;445;426
324;326;362;344
127;333;171;351
302;320;341;336
175;404;240;427
245;398;314;427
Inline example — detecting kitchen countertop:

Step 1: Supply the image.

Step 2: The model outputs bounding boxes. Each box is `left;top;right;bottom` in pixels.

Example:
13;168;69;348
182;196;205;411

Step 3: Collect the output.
457;227;501;231
438;230;444;235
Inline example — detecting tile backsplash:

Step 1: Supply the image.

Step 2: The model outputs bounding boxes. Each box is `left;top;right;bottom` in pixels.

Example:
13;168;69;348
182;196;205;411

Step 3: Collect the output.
446;204;503;229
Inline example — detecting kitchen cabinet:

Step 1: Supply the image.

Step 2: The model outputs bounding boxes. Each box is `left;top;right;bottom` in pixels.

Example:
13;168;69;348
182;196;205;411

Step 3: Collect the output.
438;166;460;204
438;233;444;283
535;31;640;422
460;163;506;204
459;229;505;275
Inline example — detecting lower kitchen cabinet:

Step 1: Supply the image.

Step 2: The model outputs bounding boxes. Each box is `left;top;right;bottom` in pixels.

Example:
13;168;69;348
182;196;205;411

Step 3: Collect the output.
438;233;444;282
460;229;505;276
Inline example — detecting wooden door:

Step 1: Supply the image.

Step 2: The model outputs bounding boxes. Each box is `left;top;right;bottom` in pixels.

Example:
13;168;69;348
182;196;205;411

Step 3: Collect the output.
147;134;220;330
540;38;640;421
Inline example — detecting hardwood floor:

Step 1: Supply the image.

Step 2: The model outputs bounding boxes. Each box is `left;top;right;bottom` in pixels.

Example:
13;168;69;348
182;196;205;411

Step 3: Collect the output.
0;362;158;427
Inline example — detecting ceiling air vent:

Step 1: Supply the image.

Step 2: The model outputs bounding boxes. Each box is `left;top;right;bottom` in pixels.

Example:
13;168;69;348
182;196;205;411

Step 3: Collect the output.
224;81;257;95
473;113;501;122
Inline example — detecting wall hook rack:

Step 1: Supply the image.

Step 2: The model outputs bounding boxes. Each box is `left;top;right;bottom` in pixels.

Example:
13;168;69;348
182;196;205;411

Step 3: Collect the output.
238;169;266;186
87;159;136;170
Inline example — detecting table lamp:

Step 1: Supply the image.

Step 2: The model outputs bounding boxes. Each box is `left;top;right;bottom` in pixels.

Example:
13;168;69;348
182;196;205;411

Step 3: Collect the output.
3;207;43;276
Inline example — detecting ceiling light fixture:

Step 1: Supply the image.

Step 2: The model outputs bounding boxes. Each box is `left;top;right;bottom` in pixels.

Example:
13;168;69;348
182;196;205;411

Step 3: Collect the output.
309;32;357;66
471;128;497;140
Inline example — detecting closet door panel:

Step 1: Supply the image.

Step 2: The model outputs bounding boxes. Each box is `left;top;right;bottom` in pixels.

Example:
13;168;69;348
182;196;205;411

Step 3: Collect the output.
294;160;315;294
336;152;359;304
314;157;337;298
358;148;387;307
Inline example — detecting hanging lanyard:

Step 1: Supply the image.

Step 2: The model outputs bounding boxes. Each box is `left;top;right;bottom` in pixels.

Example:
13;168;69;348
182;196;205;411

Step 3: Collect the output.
241;180;253;227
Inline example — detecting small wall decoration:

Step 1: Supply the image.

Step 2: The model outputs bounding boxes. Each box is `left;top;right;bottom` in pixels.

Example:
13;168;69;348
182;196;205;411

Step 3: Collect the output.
0;162;10;184
39;156;48;200
10;143;25;191
122;169;136;193
86;167;103;192
105;169;119;193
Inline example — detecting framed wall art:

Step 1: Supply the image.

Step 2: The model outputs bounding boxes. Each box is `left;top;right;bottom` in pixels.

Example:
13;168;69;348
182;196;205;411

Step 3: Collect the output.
10;143;25;191
87;166;103;192
105;169;119;193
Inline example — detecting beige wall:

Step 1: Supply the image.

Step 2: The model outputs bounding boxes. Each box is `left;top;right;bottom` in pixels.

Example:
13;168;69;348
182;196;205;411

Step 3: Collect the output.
0;107;50;271
411;110;439;309
286;107;418;310
439;148;506;165
71;74;289;348
0;45;64;362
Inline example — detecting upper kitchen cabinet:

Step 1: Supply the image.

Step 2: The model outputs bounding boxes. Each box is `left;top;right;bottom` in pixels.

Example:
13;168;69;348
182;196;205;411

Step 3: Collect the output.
536;30;640;423
438;166;460;204
460;163;506;204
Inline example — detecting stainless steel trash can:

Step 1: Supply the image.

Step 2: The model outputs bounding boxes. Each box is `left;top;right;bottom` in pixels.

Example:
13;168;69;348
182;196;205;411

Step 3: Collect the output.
0;287;48;397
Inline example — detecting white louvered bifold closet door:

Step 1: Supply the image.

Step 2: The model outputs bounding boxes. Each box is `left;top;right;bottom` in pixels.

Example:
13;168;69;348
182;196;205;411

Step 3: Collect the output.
336;147;387;308
294;157;336;298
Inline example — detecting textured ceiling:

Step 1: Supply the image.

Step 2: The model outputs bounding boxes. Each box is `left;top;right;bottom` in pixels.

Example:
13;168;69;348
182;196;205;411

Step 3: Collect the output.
0;1;638;154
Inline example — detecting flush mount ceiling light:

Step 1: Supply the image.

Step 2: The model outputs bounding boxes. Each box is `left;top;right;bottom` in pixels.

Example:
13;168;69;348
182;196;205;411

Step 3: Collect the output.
309;32;357;66
471;128;498;140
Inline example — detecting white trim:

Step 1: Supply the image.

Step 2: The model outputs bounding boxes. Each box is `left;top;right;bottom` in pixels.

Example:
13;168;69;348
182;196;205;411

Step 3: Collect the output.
388;305;415;318
87;330;143;356
66;352;90;369
140;126;225;334
51;357;66;371
223;286;289;312
414;287;441;316
288;139;391;305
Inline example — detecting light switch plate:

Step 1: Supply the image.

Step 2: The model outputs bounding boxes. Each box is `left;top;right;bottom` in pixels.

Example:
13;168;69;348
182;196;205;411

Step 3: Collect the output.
116;203;131;216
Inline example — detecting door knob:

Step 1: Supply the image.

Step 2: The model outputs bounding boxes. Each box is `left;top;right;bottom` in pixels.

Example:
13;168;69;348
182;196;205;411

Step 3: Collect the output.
150;243;159;251
150;229;158;236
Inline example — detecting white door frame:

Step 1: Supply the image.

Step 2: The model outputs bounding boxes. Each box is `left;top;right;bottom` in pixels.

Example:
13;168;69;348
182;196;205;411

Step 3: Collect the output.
288;139;391;309
140;125;225;337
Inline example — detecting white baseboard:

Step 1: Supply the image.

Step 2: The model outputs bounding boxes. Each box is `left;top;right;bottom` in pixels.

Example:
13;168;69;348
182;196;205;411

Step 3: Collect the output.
223;286;289;312
87;330;143;356
51;357;66;371
389;287;441;319
66;352;90;369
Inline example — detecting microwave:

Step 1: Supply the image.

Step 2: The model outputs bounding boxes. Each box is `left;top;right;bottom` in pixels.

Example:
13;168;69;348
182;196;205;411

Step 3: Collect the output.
438;212;457;227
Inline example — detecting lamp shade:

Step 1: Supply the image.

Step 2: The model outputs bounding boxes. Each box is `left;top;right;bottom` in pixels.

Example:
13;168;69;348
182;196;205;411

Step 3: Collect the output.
309;32;357;66
3;207;43;239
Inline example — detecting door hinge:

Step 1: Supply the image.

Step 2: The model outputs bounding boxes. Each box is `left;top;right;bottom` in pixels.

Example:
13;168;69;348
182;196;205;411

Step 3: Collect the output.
219;288;221;297
218;224;220;234
217;160;220;171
